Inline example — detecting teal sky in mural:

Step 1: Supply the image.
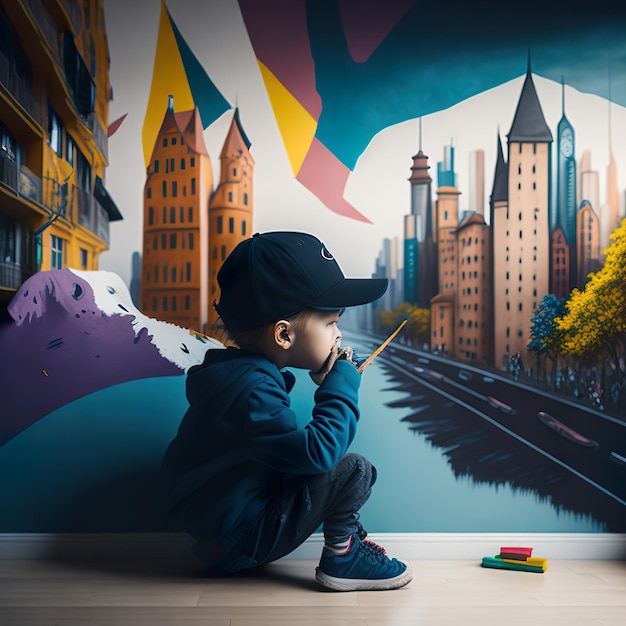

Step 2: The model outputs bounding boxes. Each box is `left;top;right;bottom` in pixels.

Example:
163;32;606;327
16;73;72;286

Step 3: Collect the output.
300;0;626;170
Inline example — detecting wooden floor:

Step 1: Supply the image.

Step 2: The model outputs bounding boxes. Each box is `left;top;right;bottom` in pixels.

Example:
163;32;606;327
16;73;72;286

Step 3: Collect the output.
0;555;624;625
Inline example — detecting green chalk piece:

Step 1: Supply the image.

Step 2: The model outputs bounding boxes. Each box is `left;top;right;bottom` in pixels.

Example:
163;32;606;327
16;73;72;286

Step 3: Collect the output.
481;556;545;573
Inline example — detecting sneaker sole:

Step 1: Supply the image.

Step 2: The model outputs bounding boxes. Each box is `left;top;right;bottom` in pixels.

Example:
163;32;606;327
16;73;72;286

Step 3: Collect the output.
315;562;413;591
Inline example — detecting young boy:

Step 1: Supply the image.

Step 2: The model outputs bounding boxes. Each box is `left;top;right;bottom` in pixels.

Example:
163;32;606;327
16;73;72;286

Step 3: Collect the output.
159;231;412;591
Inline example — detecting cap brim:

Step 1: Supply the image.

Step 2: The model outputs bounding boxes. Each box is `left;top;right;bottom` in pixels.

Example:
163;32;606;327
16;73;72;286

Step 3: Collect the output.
310;278;388;310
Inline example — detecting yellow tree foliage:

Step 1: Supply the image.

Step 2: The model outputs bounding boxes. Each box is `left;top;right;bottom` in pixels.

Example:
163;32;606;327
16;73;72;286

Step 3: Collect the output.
556;218;626;357
380;302;430;346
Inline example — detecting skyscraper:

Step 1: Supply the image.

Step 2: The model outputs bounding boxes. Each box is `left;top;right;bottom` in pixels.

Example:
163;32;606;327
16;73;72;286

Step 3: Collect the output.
408;141;437;308
555;81;577;291
468;149;485;215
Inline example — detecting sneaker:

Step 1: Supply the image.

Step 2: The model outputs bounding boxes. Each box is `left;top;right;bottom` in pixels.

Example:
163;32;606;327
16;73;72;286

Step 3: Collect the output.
315;535;413;591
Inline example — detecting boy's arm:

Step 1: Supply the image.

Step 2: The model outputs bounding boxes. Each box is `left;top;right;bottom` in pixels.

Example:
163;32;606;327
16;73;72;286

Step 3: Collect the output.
245;360;361;474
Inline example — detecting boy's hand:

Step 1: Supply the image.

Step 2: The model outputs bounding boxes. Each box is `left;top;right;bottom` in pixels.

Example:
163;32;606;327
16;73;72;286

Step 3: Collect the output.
309;343;357;385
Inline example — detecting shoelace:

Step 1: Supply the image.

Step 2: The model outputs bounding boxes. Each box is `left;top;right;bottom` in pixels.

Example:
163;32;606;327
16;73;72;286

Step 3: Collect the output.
358;538;390;564
362;539;387;554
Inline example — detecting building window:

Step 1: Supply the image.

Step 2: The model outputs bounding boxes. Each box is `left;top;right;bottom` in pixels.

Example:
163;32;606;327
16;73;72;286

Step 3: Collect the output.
188;233;194;250
148;206;154;225
244;193;248;206
188;207;193;222
170;233;176;248
229;217;234;234
161;234;166;249
66;135;74;166
191;178;196;195
47;103;63;157
154;160;159;173
170;206;176;223
76;148;91;193
50;235;63;269
162;181;167;197
186;262;191;282
163;138;168;147
228;191;233;202
172;181;177;197
180;158;185;170
79;248;88;268
242;220;247;236
185;294;190;309
217;216;223;234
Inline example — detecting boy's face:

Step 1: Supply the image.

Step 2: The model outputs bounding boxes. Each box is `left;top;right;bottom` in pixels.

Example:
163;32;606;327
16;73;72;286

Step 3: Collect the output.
286;309;342;372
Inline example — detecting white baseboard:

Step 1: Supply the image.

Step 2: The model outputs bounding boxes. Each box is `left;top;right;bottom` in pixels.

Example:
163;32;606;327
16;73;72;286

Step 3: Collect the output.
1;532;624;560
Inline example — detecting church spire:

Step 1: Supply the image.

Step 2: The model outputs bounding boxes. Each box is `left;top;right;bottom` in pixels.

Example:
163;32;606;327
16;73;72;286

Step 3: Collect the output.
507;67;553;143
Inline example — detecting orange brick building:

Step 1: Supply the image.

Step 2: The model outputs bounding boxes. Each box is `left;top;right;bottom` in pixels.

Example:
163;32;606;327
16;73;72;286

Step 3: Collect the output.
141;100;253;334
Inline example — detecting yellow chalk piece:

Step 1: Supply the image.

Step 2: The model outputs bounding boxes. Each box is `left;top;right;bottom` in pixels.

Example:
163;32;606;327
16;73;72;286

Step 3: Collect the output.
501;557;548;571
42;369;48;377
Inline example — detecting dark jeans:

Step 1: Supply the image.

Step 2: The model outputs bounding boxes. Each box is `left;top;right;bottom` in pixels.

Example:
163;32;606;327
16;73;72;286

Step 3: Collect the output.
196;453;376;573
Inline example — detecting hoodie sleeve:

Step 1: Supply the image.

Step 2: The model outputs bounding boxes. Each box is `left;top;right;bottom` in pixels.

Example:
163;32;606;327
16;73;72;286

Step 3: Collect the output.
243;360;361;474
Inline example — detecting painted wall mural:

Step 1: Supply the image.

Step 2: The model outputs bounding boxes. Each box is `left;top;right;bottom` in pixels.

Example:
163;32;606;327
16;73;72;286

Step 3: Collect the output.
1;0;625;534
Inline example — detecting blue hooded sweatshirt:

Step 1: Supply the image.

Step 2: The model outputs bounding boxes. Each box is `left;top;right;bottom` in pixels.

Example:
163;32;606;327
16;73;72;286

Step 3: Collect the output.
159;346;361;550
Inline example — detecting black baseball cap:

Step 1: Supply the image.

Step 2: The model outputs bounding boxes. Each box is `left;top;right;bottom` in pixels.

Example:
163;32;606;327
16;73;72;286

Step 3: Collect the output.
214;231;388;332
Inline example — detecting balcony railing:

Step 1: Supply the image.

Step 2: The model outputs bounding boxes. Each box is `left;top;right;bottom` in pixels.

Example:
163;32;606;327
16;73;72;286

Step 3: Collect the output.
74;184;110;245
0;52;42;124
81;111;108;161
0;259;35;291
19;167;42;204
0;150;18;190
0;151;42;206
22;0;64;67
1;152;110;246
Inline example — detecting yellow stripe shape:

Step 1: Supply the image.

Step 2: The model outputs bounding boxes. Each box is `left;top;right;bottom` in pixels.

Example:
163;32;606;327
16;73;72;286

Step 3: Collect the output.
142;0;195;166
258;60;317;177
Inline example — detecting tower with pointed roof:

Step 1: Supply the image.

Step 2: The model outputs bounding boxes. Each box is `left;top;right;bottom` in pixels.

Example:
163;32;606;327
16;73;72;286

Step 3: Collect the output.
492;65;552;367
208;108;255;334
140;97;214;331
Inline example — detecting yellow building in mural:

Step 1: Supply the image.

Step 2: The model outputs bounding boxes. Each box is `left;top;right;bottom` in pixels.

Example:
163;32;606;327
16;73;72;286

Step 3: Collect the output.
0;0;121;306
141;103;253;335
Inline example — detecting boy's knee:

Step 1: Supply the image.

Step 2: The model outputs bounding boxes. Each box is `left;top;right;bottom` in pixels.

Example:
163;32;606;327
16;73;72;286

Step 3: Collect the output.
341;452;377;487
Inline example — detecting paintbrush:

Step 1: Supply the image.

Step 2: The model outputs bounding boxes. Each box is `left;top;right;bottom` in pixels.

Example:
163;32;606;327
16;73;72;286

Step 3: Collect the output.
357;319;407;373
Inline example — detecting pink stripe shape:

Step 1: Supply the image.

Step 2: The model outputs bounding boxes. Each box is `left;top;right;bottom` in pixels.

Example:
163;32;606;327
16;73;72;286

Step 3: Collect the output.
297;138;371;223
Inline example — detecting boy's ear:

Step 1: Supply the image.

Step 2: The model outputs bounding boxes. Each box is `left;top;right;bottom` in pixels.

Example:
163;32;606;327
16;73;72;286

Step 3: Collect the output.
274;321;292;349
